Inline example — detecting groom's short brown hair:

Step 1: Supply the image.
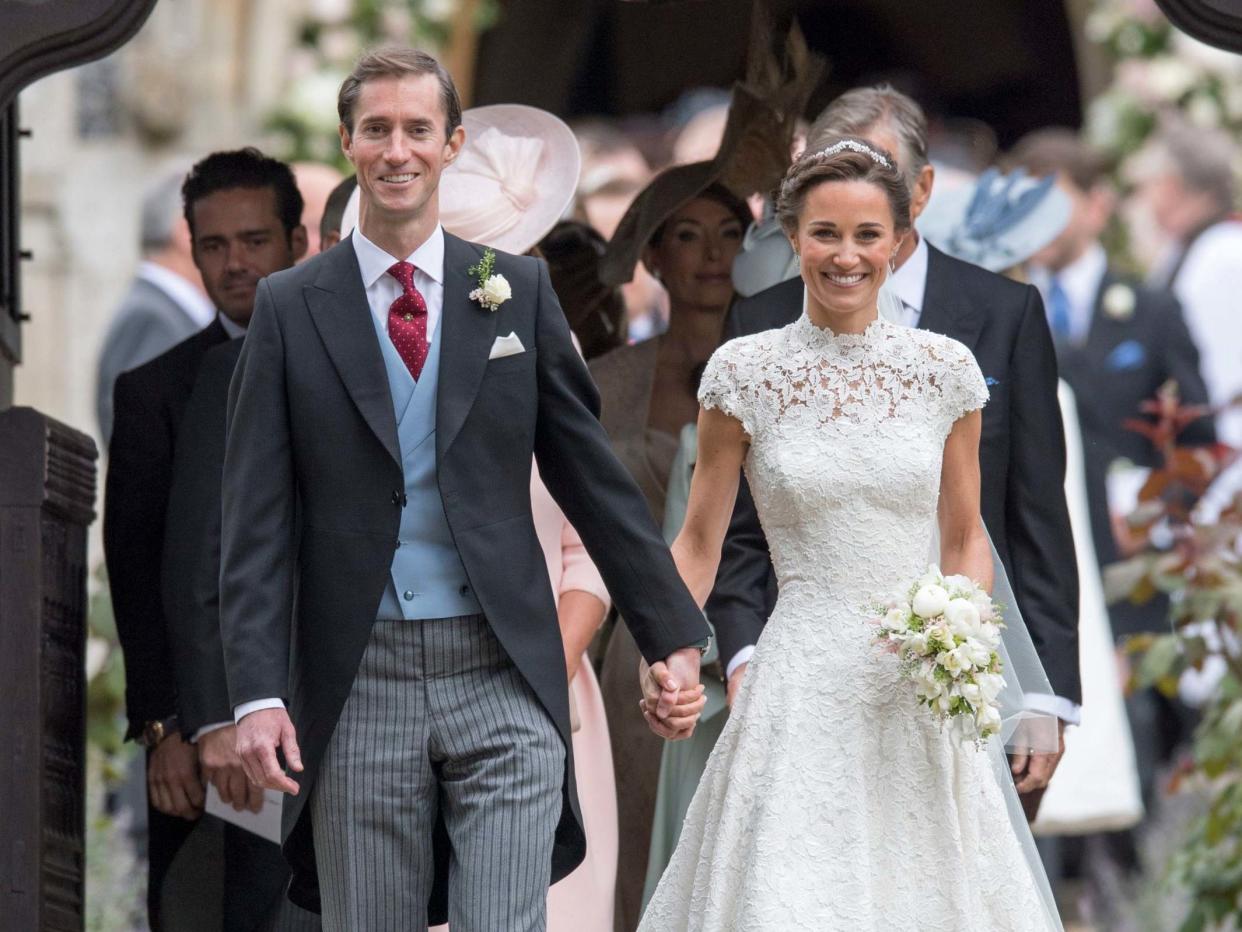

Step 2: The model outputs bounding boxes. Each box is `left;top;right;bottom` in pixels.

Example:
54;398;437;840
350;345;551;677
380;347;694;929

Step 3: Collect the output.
337;47;463;138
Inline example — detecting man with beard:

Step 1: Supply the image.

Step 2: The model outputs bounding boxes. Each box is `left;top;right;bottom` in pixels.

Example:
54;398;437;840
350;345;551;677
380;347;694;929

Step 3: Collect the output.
104;148;312;931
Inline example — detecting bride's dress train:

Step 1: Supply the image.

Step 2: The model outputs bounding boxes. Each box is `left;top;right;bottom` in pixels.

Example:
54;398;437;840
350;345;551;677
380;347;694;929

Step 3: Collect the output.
639;315;1061;931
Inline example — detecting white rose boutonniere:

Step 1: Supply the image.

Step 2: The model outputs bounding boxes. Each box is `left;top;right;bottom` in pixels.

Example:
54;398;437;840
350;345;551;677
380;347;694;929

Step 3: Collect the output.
468;248;511;312
1102;282;1136;321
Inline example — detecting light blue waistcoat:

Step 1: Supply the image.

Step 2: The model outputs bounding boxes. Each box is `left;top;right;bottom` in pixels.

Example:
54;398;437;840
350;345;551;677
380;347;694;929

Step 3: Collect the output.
371;311;482;620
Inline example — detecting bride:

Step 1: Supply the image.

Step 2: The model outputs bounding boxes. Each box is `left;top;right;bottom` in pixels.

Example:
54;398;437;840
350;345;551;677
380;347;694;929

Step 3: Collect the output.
637;138;1063;931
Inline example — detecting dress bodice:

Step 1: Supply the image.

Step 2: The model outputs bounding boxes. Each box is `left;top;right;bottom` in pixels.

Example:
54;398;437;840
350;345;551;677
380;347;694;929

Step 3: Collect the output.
699;315;988;609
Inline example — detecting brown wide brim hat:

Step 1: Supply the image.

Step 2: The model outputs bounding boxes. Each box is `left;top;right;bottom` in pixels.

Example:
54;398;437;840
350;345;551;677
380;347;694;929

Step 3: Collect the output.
599;21;824;287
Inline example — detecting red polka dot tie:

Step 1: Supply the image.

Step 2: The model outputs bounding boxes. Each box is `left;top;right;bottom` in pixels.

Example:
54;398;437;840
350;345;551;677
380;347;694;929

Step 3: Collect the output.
386;260;430;381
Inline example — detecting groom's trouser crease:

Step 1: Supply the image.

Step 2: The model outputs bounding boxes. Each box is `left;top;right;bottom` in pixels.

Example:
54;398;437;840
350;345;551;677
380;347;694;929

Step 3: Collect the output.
311;614;564;931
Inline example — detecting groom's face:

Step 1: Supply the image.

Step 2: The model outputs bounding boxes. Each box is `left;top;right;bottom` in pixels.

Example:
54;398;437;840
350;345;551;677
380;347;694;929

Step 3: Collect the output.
340;73;464;225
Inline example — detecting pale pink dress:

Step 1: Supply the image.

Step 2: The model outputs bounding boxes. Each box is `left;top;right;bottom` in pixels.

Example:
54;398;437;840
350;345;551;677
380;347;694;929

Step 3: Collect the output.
431;466;617;932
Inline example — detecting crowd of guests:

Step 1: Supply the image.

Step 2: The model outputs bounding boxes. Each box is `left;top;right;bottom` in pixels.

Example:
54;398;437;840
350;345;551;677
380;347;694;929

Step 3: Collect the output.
95;58;1239;932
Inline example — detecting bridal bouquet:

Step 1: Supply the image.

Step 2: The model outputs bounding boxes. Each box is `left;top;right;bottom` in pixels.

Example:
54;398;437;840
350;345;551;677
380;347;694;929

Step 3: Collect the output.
871;566;1006;747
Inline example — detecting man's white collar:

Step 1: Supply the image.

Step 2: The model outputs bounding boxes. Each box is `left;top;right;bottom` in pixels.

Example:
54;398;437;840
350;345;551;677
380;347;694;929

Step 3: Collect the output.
351;224;446;289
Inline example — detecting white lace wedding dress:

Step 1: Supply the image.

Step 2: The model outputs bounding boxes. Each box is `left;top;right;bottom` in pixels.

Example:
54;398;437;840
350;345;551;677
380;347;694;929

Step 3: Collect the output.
639;314;1061;931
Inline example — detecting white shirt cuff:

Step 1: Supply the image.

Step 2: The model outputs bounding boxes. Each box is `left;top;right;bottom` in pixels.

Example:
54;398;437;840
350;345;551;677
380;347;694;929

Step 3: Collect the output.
1023;693;1081;726
725;646;756;680
192;721;233;743
234;698;285;723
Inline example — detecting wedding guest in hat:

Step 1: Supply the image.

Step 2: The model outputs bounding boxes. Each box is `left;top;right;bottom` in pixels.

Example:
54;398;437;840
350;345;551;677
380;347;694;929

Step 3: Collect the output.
538;220;628;361
591;102;764;932
436;103;617;932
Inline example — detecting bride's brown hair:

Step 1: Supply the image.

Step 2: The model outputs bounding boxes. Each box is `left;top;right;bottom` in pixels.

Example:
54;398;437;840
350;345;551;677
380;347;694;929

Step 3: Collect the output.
776;135;913;236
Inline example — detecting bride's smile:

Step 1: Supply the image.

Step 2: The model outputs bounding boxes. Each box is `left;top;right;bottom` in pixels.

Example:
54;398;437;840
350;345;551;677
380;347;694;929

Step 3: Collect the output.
787;178;905;333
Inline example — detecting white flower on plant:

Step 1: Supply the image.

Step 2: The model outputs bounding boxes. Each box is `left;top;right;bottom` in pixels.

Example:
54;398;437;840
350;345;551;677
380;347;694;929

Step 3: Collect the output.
1146;57;1198;101
939;648;966;676
960;681;983;705
979;621;1002;646
1186;93;1222;128
913;584;950;619
918;566;944;588
944;598;981;638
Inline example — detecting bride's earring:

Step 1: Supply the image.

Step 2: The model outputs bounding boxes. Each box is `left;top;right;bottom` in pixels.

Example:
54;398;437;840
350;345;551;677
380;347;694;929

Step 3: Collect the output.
888;253;897;275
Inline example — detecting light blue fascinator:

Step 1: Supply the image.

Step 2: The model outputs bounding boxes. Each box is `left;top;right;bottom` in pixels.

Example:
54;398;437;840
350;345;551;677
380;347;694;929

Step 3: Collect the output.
919;168;1072;273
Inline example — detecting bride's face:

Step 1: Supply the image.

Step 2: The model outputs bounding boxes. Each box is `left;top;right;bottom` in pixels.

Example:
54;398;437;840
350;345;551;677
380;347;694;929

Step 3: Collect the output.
789;180;903;322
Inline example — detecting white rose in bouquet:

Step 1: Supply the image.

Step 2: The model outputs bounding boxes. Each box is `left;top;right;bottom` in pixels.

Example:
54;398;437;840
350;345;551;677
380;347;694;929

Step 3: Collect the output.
976;703;1003;736
902;632;930;657
959;681;983;705
884;607;910;632
943;573;974;593
912;584;950;619
978;672;1006;703
963;637;993;669
943;598;981;637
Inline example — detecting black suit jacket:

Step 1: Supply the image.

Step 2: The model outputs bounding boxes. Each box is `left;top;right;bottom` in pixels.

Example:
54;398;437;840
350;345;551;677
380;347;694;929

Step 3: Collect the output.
708;245;1082;706
105;317;228;739
219;233;710;920
162;337;246;735
102;317;227;928
1056;272;1214;635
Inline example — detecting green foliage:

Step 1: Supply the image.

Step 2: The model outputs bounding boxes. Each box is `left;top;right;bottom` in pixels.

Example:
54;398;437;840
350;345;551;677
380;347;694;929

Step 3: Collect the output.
1109;384;1242;930
266;0;500;169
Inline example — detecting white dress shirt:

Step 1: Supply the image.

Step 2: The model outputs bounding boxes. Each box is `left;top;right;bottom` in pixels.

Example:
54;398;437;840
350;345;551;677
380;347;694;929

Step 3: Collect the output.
1168;221;1242;448
727;231;1081;724
229;225;448;730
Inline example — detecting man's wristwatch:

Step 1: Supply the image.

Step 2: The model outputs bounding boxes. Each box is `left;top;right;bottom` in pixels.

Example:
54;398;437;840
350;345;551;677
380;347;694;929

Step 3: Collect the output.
139;715;180;748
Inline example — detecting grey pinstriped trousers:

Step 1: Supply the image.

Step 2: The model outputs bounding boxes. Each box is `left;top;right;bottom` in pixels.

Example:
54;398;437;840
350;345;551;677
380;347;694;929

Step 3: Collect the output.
310;615;564;931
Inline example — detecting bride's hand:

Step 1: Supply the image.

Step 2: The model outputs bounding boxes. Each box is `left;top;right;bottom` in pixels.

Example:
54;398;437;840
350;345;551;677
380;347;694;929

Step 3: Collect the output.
639;655;707;740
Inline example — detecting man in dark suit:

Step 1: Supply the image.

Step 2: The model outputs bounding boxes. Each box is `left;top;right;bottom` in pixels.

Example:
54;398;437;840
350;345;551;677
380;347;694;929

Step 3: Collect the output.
1011;129;1214;828
220;48;709;929
708;87;1082;811
104;148;308;931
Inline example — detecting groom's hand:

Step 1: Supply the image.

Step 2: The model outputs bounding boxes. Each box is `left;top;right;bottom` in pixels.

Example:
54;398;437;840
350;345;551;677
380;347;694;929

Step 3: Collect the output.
237;708;303;795
639;647;706;740
1010;720;1067;795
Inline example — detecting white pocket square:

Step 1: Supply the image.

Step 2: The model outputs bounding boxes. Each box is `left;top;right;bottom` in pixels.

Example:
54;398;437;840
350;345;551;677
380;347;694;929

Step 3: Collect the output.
488;332;526;360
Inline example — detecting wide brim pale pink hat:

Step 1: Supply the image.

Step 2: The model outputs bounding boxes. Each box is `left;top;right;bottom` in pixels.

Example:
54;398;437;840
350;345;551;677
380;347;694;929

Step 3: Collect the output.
439;104;581;256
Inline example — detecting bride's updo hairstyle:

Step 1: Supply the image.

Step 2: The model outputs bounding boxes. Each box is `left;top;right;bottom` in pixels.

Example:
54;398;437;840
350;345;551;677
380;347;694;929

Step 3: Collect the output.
776;134;913;236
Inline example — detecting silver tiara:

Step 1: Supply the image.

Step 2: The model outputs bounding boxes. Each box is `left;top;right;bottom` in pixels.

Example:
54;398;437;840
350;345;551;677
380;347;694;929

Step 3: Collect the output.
809;140;892;169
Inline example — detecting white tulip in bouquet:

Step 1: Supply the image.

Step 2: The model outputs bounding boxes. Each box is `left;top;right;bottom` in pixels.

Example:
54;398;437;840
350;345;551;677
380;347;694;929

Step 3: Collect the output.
871;565;1006;747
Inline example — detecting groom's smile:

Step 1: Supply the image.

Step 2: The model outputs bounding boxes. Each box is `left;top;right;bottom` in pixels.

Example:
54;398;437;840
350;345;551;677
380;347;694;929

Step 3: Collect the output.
339;72;465;240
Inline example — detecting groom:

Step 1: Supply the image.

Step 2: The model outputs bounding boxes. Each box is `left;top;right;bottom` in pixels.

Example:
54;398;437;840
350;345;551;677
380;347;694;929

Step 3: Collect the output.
219;47;709;930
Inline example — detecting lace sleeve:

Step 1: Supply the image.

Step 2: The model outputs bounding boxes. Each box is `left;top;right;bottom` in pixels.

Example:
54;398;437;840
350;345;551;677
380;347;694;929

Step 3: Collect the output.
698;342;755;438
942;340;989;425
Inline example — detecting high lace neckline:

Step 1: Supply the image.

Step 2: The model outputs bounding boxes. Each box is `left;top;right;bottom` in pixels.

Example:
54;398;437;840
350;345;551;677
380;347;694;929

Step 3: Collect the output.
792;313;887;354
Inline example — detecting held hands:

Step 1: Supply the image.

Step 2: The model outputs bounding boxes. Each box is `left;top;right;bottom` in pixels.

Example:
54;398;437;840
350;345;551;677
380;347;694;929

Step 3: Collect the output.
147;732;205;820
236;708;303;795
1010;720;1067;795
199;725;265;813
639;646;707;740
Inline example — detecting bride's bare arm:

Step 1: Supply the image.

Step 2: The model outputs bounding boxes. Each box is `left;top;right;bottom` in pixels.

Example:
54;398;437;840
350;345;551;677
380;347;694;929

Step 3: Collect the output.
671;406;750;606
938;409;993;590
